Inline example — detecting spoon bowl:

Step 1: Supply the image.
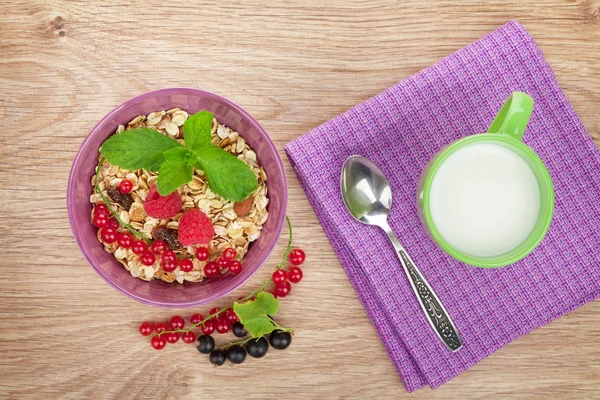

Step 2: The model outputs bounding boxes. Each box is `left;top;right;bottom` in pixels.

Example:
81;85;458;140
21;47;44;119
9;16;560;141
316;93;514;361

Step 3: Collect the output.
341;156;392;225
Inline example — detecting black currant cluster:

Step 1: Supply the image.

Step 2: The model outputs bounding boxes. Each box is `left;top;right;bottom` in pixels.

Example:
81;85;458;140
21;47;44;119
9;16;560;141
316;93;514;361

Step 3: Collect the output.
196;322;292;366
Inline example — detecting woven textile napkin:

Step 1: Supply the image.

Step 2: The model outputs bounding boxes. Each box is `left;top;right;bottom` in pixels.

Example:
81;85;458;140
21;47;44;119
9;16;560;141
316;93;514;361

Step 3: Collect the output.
284;21;600;391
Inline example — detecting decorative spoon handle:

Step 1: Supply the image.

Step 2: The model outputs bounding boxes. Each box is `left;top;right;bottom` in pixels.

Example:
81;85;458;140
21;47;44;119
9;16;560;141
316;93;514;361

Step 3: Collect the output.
381;222;462;352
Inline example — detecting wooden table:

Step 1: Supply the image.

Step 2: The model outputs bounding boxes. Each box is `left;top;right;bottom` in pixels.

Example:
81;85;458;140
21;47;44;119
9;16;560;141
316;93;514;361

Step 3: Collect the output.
1;1;598;398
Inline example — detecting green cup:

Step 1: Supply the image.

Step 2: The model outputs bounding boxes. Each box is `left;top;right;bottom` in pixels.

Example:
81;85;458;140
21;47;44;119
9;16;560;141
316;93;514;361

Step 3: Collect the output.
418;92;554;268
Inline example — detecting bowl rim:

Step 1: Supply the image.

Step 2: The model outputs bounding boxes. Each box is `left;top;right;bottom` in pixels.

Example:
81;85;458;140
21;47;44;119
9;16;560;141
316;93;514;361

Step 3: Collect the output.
67;87;287;307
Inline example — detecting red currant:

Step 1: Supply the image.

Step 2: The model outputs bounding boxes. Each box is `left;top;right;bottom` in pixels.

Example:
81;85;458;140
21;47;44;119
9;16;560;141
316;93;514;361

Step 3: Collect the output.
223;247;236;260
150;240;167;254
225;309;239;324
179;259;194;273
272;269;288;284
273;281;292;297
209;307;221;316
166;332;180;344
204;262;220;278
93;213;109;228
151;335;167;350
201;319;216;335
139;321;154;336
132;240;147;254
289;249;305;266
106;217;119;230
216;319;231;334
196;246;209;261
94;203;108;215
190;314;203;325
119;179;133;194
170;315;185;330
162;250;177;264
155;322;167;333
101;227;117;243
140;250;156;266
117;232;134;248
229;260;242;275
162;258;177;273
216;257;229;270
181;331;196;344
288;266;303;283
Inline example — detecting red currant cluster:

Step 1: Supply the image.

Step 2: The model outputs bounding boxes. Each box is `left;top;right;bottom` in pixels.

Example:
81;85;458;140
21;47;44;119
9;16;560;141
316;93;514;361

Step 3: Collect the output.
139;308;241;350
140;246;305;359
270;249;305;298
93;203;126;243
199;246;243;278
92;202;197;270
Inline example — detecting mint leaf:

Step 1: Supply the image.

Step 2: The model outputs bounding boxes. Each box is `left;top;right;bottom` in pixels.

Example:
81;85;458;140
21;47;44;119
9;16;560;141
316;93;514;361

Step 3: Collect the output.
100;128;183;172
156;159;193;196
183;111;213;154
195;146;259;202
233;292;279;338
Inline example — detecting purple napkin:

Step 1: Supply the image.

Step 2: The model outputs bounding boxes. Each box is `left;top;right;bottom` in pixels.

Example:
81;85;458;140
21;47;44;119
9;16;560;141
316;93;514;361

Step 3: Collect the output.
284;21;600;391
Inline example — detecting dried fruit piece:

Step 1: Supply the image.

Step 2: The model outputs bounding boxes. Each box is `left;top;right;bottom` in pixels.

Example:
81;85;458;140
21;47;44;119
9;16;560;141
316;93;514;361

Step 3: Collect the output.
143;184;182;219
152;226;183;250
233;196;253;217
178;209;214;246
107;186;134;210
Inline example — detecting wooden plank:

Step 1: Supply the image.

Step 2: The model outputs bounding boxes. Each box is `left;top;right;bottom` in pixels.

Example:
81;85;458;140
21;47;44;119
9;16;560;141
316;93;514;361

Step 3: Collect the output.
0;0;598;398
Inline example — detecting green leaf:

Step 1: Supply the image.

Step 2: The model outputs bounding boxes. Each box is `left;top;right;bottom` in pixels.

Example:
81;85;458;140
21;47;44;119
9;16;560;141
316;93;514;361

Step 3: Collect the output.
253;291;279;315
183;111;213;154
100;128;183;172
233;292;279;338
195;146;259;202
156;159;193;196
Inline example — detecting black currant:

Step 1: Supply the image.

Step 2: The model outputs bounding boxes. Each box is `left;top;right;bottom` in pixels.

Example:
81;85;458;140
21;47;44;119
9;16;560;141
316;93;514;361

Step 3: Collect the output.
226;345;247;364
246;337;269;358
269;330;292;350
209;350;226;366
196;335;215;354
232;322;248;338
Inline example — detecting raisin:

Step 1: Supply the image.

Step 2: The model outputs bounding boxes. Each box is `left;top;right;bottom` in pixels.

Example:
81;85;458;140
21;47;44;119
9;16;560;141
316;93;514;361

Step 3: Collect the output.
107;186;134;211
153;226;183;250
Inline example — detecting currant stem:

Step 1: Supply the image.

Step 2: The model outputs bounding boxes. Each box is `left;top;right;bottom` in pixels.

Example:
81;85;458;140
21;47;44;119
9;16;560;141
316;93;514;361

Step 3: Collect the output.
94;157;147;241
275;216;293;270
217;337;254;350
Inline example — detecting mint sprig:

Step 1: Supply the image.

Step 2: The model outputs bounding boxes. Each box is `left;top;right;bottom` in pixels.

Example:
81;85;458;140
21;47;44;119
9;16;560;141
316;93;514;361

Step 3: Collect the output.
99;111;258;201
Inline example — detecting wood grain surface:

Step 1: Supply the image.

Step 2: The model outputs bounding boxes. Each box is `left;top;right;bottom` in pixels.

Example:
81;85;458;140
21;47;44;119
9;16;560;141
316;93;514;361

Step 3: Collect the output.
1;0;599;398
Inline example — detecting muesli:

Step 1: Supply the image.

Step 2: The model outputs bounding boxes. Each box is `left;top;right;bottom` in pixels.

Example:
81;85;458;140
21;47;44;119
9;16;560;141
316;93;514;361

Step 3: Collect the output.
90;109;268;283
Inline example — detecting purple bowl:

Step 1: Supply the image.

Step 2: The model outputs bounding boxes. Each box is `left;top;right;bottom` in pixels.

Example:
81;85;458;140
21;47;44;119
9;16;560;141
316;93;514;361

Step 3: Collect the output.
67;88;287;308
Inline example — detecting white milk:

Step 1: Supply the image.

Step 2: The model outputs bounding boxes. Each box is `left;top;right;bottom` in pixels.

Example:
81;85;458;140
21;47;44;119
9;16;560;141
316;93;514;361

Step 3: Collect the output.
429;142;540;257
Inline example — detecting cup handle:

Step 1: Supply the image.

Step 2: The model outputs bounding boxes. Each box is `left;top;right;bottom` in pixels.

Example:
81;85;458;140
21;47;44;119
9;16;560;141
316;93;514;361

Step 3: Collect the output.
486;91;534;141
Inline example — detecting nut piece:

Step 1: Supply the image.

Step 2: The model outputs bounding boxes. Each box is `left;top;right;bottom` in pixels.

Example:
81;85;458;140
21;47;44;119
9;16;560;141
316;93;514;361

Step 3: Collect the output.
233;196;254;217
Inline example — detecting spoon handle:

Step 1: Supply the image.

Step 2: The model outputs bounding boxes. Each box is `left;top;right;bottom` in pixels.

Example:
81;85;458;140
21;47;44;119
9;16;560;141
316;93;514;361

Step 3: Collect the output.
381;223;463;352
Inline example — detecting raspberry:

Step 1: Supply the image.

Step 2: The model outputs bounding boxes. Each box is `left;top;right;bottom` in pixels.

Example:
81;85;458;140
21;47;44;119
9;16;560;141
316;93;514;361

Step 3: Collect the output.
178;209;214;246
143;185;182;220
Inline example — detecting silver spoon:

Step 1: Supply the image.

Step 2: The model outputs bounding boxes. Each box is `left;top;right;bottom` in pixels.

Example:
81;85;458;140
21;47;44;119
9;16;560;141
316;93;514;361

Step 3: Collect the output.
340;155;462;352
